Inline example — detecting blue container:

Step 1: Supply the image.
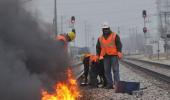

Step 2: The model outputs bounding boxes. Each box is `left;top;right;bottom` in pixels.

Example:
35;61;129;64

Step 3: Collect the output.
125;82;140;95
115;81;140;95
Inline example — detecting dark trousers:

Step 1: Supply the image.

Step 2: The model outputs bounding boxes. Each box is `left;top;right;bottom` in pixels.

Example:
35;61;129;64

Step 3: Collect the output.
98;60;107;86
84;65;89;83
89;62;98;87
104;56;120;87
89;61;107;87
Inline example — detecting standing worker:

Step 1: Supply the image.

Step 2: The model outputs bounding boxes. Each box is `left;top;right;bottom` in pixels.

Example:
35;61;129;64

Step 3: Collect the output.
56;29;76;49
96;22;123;89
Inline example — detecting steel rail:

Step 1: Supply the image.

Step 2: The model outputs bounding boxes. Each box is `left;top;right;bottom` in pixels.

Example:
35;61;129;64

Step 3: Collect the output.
122;60;170;83
126;58;170;70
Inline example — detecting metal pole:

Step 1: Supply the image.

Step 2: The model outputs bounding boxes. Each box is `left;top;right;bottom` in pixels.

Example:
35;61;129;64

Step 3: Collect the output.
118;26;120;35
143;17;147;45
158;40;160;60
61;15;63;33
144;18;146;27
164;12;168;59
54;0;57;35
73;23;76;47
135;27;138;54
84;21;87;47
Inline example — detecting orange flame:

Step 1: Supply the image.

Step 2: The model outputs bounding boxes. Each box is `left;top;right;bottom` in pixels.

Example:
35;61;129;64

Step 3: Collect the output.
41;69;81;100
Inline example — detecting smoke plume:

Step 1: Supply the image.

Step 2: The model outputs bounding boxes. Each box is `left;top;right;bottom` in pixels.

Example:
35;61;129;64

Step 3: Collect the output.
0;0;69;100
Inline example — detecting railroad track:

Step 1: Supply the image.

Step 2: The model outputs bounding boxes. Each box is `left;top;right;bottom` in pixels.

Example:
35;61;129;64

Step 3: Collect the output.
72;62;84;80
126;58;170;70
122;59;170;83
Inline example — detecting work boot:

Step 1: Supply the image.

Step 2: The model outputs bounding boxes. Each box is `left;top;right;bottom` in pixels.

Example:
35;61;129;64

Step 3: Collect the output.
113;84;116;89
105;85;113;89
101;84;106;88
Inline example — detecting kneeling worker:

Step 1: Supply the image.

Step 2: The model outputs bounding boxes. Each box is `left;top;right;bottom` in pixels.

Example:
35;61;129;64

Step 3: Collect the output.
82;53;91;85
89;55;99;88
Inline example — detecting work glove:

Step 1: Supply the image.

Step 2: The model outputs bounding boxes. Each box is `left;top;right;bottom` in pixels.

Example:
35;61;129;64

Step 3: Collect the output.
118;52;123;59
99;56;104;60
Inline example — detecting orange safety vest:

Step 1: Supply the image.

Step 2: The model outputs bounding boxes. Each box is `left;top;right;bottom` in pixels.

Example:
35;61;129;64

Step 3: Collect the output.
56;35;67;48
99;32;118;58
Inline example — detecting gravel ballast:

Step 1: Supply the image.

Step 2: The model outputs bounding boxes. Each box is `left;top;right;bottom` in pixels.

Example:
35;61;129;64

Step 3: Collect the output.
80;63;170;100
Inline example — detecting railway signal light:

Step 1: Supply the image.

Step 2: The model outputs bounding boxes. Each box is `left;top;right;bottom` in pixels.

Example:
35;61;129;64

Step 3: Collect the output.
143;27;147;33
71;16;75;24
142;10;147;18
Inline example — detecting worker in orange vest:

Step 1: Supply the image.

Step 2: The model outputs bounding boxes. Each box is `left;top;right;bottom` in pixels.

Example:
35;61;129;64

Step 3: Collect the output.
56;29;76;49
96;22;122;89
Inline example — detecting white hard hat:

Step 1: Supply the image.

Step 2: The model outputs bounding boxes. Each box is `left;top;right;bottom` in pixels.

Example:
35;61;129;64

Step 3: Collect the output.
101;22;110;29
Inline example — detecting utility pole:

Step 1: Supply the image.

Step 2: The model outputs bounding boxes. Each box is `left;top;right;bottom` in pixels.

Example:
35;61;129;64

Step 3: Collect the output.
158;40;160;60
142;10;149;57
163;12;170;59
92;36;95;53
84;21;87;47
54;0;57;36
142;10;147;45
61;15;63;33
164;12;168;59
129;28;133;54
135;27;138;54
131;27;137;54
117;26;120;35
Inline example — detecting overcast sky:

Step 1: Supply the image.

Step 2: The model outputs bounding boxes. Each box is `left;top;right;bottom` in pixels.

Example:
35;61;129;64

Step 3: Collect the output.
30;0;158;47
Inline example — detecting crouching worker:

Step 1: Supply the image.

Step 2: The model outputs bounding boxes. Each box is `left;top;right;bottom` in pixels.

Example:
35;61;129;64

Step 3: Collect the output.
81;53;91;85
89;55;99;88
98;58;107;87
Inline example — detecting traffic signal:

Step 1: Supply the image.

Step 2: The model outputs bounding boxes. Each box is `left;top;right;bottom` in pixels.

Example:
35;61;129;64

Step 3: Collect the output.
71;16;75;23
142;10;147;18
143;27;147;33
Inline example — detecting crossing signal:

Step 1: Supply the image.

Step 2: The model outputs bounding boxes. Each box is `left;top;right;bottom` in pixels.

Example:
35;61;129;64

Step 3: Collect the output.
142;10;147;18
143;27;147;33
71;16;75;23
